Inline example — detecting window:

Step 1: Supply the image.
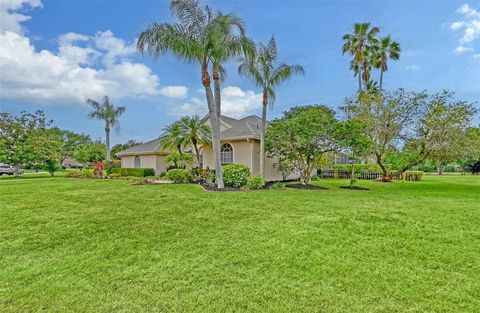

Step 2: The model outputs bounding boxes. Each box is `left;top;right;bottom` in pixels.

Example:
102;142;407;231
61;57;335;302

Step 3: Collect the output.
220;143;233;165
134;155;141;168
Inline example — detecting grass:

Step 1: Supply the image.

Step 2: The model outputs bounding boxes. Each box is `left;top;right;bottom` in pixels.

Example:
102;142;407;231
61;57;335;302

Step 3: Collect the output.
0;176;479;312
0;172;65;180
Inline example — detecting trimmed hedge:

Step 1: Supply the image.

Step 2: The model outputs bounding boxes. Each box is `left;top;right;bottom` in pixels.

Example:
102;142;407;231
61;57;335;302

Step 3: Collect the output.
166;169;192;183
223;164;250;188
110;168;121;174
120;168;155;177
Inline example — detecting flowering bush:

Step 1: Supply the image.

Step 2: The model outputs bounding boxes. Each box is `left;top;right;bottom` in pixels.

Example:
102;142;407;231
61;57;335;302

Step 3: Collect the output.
223;164;250;188
247;175;266;190
90;162;104;177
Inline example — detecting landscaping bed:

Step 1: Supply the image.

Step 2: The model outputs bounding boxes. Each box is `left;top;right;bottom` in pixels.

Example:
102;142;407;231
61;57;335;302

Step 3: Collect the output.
286;183;328;190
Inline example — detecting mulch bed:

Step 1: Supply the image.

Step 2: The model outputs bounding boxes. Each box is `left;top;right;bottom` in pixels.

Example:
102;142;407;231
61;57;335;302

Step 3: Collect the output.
201;184;242;192
339;185;370;191
285;183;328;190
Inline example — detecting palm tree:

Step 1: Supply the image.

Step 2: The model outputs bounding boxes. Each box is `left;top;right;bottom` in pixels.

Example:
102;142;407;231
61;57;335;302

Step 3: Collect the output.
86;95;125;160
342;23;379;92
177;115;211;167
374;36;401;92
137;0;251;189
238;36;304;178
160;121;185;154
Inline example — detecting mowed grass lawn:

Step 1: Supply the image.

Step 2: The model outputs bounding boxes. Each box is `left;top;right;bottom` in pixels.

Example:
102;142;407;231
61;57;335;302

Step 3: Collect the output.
0;176;479;312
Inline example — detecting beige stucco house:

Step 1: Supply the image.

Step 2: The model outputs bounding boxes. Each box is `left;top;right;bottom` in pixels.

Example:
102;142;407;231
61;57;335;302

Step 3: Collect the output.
117;115;298;182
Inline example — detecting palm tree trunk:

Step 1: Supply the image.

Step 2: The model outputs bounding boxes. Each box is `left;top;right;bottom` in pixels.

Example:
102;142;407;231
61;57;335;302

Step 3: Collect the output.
105;122;111;161
379;68;384;93
260;90;267;179
358;72;362;93
213;71;221;118
203;66;224;189
193;143;201;168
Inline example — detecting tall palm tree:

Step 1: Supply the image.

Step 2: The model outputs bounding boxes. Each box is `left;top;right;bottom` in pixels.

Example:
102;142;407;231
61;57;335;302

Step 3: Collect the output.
238;36;304;178
342;23;379;92
374;36;401;92
137;0;251;188
86;95;125;160
177;115;211;167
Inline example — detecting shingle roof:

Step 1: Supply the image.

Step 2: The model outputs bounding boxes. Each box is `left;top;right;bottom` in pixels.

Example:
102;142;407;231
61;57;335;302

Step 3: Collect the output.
116;115;262;156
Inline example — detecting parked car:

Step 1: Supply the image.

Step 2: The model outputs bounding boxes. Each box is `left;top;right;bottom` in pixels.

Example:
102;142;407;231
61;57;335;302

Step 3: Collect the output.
0;164;23;176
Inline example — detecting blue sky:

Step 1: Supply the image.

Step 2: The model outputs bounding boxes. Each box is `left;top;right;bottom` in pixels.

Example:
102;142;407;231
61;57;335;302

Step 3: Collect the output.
1;0;479;145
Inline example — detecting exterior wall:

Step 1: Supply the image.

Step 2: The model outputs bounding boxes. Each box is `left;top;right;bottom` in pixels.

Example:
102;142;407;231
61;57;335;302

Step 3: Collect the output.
120;154;167;175
200;139;300;182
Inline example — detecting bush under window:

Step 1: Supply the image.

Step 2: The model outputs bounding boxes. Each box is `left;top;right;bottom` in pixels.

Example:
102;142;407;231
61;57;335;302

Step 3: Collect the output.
223;164;250;188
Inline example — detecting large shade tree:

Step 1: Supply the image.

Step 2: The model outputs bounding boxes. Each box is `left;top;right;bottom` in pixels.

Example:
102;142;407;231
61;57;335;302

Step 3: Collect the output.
342;23;379;92
238;36;304;178
137;0;252;189
266;105;341;185
86;95;125;160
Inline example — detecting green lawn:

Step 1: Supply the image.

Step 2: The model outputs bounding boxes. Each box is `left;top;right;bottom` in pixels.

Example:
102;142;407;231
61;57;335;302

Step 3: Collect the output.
0;176;479;312
0;172;65;180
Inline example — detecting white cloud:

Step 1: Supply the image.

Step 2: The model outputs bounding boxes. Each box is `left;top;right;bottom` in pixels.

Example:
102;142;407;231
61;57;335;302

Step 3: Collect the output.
473;53;480;59
450;21;465;30
453;46;474;54
450;3;480;55
0;2;184;105
159;86;188;99
168;86;263;119
406;65;419;70
0;0;42;34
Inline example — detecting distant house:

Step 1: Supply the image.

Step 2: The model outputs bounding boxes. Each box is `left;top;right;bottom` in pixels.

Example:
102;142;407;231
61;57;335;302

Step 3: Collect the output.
61;156;84;168
116;115;299;181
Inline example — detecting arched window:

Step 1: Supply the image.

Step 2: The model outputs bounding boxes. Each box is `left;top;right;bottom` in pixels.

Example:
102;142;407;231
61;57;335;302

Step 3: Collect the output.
134;155;141;168
220;143;233;165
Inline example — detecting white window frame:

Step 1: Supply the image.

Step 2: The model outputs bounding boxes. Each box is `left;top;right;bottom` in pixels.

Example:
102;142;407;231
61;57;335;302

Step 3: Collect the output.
134;155;141;168
220;143;233;165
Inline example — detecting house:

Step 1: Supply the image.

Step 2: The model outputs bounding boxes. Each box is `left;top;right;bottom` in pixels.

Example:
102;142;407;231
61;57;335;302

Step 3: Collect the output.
116;115;299;181
61;156;84;168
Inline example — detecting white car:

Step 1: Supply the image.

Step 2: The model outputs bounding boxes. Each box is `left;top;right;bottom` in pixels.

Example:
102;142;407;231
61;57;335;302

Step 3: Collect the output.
0;164;23;175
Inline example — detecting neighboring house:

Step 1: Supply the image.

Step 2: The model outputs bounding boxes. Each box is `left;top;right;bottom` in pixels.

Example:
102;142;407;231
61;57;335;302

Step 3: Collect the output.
116;115;299;181
61;156;84;168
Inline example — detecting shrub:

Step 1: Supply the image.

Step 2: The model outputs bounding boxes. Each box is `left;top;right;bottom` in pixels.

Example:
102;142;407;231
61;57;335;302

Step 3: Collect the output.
270;182;286;189
81;168;93;178
403;171;424;181
120;168;155;177
247;175;266;190
105;160;121;174
110;168;121;174
65;169;82;178
90;161;104;177
223;164;250;188
462;160;480;174
166;169;192;183
108;173;121;178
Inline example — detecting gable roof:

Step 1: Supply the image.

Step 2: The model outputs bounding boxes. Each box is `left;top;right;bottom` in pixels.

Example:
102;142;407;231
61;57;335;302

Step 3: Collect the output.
116;115;262;156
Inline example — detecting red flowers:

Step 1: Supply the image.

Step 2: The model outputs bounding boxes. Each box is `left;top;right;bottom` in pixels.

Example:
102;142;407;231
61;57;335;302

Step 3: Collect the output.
90;161;105;177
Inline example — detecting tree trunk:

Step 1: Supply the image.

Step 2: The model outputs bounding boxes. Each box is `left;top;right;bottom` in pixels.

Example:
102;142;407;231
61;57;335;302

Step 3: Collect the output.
350;160;355;187
105;122;111;161
436;160;444;175
204;66;224;189
193;143;201;168
260;90;268;179
358;71;362;93
376;153;389;181
379;68;384;93
14;164;20;177
213;71;221;118
396;154;429;178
